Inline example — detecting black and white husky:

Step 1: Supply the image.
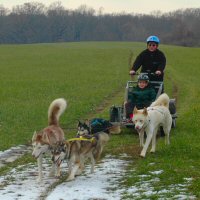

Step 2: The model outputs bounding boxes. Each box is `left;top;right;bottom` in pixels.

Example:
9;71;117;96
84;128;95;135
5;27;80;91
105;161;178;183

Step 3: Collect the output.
77;118;120;137
52;119;112;181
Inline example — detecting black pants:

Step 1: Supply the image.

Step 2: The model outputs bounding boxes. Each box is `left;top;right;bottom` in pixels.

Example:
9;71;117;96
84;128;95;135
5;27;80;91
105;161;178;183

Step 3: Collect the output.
124;102;146;118
125;102;135;118
125;101;153;118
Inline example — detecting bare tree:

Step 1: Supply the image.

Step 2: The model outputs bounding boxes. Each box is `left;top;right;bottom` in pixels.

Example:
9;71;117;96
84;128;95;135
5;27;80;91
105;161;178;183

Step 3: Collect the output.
0;2;200;46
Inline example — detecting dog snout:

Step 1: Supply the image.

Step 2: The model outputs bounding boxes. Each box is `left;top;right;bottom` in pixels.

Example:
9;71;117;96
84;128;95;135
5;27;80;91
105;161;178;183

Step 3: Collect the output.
135;125;140;130
32;153;36;158
32;150;37;157
32;153;39;159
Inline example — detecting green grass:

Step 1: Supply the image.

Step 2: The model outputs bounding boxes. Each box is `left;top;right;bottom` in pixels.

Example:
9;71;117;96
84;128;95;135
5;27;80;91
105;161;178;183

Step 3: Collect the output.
0;42;200;198
110;45;200;198
0;42;136;148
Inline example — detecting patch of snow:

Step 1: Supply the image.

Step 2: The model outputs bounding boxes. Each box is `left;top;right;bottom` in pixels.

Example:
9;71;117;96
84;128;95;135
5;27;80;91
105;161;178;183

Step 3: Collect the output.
0;160;59;200
0;145;32;167
0;145;197;200
173;194;196;200
184;177;193;182
0;155;129;200
138;174;150;178
149;170;164;175
47;156;128;200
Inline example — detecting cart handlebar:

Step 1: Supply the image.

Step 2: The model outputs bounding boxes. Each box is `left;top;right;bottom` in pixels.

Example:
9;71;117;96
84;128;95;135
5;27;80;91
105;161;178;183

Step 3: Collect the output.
129;71;161;76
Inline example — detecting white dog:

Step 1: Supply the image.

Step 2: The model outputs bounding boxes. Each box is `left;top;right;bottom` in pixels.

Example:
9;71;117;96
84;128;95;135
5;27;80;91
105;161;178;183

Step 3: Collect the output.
132;93;172;157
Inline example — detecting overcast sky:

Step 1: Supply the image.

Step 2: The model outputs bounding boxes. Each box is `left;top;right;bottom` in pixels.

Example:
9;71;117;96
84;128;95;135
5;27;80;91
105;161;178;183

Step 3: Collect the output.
1;0;200;14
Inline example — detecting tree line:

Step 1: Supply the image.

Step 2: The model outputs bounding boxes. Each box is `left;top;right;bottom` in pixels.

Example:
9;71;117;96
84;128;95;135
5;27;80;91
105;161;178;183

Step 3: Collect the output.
0;2;199;46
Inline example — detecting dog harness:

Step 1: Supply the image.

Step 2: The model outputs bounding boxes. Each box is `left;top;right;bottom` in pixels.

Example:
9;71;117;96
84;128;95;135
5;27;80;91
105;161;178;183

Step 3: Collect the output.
141;116;151;130
147;107;165;115
68;136;96;143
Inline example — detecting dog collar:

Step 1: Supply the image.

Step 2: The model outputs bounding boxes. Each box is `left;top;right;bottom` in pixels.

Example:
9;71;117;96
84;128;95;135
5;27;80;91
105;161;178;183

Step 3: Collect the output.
142;116;150;130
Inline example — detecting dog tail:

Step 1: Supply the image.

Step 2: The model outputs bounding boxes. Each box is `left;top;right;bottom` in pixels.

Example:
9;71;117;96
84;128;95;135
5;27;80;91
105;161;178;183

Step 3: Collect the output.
109;125;121;134
48;98;67;126
150;93;170;108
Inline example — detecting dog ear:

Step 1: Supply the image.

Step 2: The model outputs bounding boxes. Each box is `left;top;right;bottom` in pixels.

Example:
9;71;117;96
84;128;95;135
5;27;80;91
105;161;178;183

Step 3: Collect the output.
85;119;90;126
65;141;70;146
32;131;37;141
143;107;148;116
65;141;71;151
133;106;138;114
42;132;50;143
77;119;82;126
60;140;66;146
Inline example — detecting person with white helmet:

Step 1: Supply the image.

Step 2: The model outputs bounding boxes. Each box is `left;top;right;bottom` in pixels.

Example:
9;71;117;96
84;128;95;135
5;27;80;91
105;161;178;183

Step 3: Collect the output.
129;35;166;82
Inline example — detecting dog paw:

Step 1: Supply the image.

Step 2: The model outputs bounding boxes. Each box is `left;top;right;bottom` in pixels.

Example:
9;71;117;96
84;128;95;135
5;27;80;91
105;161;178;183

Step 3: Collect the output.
150;149;155;153
75;171;82;176
140;153;145;158
48;172;54;177
37;177;42;182
67;177;74;181
55;174;61;178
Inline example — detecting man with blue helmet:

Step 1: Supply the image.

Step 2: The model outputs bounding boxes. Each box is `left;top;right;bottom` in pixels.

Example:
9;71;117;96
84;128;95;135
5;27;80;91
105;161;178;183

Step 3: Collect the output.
129;35;166;82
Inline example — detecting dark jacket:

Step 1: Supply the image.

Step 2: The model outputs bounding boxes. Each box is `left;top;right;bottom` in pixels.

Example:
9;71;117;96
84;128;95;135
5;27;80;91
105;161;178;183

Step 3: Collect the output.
128;84;156;109
132;49;166;81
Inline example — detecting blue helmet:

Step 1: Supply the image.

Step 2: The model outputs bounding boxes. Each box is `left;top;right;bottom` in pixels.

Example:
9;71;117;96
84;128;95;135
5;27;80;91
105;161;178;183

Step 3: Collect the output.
146;35;160;44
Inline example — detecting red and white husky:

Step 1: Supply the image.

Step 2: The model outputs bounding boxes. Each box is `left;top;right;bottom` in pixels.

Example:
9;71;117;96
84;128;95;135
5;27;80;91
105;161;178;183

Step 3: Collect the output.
32;98;67;181
132;93;172;157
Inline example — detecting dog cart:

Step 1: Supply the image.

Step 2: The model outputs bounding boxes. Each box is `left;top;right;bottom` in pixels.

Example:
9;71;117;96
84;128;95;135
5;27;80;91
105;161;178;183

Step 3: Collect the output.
109;75;177;128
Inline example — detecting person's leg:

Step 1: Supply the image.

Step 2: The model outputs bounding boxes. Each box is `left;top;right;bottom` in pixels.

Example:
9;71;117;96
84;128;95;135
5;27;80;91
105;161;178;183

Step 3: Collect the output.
125;102;135;118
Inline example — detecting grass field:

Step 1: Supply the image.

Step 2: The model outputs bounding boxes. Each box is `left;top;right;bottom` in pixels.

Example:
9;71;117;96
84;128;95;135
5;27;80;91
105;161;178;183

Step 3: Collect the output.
0;42;133;148
0;42;200;198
